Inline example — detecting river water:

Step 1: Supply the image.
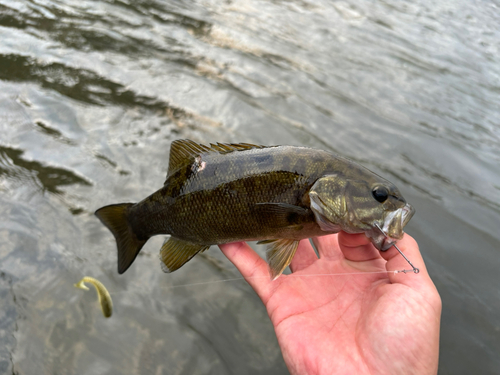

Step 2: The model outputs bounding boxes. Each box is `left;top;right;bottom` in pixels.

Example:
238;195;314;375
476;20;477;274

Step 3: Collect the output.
0;0;499;374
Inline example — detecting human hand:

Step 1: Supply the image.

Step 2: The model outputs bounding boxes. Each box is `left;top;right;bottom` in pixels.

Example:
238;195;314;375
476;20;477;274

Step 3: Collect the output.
219;233;441;375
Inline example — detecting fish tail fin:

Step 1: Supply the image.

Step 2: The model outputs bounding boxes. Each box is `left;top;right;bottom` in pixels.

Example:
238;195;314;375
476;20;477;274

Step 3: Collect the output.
95;203;147;274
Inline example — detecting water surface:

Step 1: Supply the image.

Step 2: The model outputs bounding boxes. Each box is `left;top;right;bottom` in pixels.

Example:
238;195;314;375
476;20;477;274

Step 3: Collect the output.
1;0;499;374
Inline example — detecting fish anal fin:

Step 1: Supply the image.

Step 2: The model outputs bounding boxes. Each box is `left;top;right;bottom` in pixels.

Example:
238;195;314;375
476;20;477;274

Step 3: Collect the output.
166;139;268;182
262;239;300;280
160;237;209;272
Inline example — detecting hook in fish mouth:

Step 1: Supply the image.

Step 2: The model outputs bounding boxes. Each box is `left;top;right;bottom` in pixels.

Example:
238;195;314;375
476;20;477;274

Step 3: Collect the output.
401;204;415;227
366;203;415;251
374;222;419;274
381;203;415;249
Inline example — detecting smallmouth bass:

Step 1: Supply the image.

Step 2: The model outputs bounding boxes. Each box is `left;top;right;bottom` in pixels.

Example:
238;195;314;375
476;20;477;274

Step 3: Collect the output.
96;139;415;279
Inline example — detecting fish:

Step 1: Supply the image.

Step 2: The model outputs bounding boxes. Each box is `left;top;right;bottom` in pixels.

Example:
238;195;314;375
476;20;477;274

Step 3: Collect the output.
95;139;415;279
74;276;113;318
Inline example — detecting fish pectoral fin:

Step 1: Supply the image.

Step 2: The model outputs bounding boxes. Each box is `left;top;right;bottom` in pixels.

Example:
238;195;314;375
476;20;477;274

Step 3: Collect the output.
160;237;209;273
261;239;300;280
254;203;310;229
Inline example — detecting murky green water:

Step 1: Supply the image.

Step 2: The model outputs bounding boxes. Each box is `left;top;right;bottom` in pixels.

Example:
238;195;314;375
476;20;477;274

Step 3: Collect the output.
1;0;499;374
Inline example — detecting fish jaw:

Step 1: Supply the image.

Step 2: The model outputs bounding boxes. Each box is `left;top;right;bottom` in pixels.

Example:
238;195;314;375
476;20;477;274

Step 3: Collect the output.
366;203;415;250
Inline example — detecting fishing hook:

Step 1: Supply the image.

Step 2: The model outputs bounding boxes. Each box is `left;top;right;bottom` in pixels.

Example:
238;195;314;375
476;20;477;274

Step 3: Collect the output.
374;223;419;274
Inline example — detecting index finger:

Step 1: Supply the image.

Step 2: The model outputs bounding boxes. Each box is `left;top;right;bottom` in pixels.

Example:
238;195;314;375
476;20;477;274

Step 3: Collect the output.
218;242;273;303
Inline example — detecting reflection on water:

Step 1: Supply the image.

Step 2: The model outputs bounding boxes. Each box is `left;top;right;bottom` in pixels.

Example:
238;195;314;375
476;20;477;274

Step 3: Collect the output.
0;145;92;194
0;54;173;110
1;0;499;373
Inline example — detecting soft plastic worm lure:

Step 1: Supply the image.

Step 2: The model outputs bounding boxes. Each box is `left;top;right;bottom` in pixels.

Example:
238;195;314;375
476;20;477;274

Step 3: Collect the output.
74;277;113;318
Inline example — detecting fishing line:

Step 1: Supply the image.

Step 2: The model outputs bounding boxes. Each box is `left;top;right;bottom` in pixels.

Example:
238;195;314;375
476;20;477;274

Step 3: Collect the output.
167;268;416;289
168;226;421;289
91;268;417;300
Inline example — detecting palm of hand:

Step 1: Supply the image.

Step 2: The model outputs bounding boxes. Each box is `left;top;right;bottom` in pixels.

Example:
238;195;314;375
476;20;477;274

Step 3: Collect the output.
220;233;441;375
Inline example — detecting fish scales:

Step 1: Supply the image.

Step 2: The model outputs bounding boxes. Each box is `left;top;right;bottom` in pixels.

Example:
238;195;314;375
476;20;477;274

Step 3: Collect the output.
95;140;415;278
131;147;340;242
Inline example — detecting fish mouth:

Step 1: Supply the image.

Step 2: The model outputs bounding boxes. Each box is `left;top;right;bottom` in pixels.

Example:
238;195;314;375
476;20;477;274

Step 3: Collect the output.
368;203;415;251
401;203;415;227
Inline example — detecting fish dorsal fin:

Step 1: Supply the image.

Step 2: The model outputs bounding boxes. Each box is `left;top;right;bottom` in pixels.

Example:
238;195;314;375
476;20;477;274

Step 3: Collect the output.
167;139;212;177
166;139;267;180
207;142;265;153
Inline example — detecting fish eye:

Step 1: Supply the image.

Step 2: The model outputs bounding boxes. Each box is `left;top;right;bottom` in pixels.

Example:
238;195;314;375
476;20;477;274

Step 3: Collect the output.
372;186;389;203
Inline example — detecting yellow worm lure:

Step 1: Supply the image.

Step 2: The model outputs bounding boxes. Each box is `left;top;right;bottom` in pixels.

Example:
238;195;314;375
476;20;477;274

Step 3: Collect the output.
74;277;113;318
